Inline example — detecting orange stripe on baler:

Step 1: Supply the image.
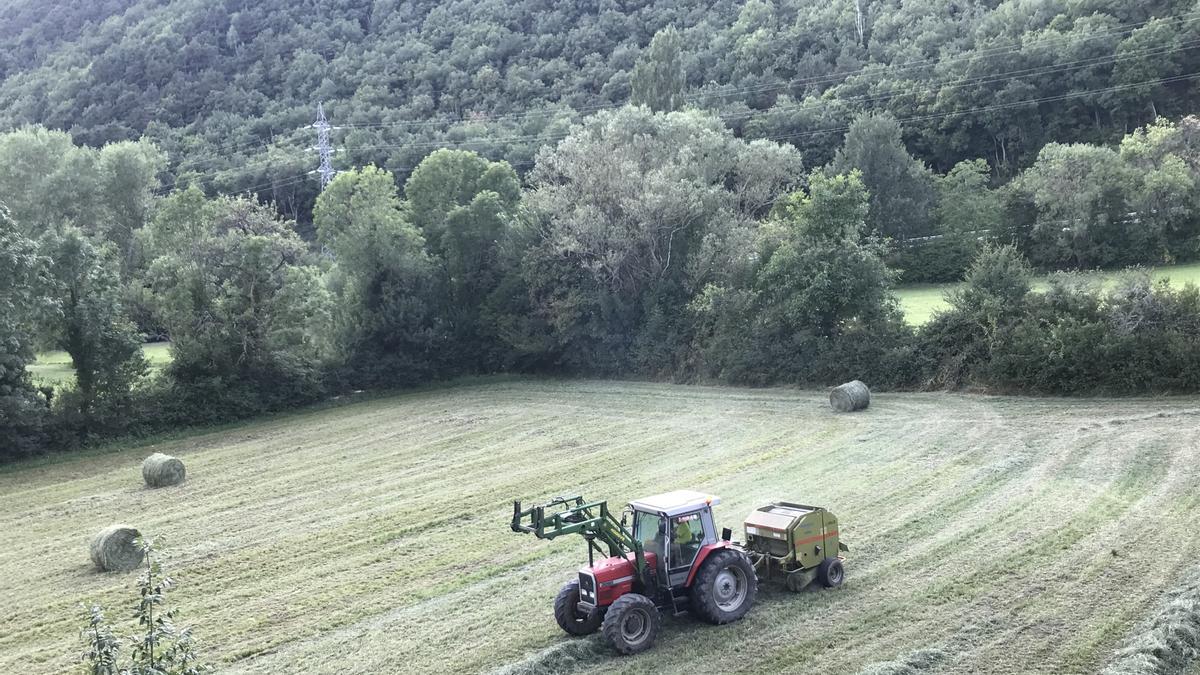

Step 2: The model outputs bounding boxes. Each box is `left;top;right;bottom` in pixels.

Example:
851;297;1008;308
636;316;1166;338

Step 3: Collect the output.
793;530;838;546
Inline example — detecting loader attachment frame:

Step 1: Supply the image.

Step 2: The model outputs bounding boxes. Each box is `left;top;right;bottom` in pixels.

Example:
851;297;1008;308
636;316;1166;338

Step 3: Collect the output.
512;495;648;579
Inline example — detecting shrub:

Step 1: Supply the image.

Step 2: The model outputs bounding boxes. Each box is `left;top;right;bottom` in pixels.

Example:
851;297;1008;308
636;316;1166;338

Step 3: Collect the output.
80;538;210;675
915;248;1200;394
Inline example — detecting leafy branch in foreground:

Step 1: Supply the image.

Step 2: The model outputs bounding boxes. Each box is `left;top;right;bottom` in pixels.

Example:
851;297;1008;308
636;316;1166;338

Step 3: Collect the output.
81;538;211;675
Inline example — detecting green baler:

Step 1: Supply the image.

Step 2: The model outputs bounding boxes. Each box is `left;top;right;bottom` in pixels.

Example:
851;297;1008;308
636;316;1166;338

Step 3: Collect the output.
741;501;849;591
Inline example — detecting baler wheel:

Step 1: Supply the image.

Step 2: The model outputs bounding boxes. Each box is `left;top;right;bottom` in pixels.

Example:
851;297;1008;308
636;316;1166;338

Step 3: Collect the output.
689;549;758;625
818;557;845;588
554;579;604;636
601;593;660;655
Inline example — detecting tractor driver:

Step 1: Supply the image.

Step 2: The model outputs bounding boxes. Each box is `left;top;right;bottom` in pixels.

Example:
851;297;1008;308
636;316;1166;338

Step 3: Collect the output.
672;514;704;567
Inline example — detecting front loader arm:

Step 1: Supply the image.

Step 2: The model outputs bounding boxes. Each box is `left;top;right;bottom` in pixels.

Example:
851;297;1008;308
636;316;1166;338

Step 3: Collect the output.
511;495;647;577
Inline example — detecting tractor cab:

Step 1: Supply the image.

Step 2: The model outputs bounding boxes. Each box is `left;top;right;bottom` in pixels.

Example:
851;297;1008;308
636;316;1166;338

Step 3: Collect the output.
627;490;721;588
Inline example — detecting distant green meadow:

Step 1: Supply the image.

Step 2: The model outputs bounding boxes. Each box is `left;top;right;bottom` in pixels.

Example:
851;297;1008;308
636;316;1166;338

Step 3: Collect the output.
28;341;172;386
895;261;1200;326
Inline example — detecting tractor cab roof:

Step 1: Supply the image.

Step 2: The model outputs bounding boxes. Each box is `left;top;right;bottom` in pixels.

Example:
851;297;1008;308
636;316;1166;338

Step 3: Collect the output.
628;490;720;517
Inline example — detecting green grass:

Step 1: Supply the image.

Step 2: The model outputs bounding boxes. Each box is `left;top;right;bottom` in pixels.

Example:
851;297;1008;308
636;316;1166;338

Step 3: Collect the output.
2;379;1199;673
893;283;952;327
895;261;1200;326
27;342;172;386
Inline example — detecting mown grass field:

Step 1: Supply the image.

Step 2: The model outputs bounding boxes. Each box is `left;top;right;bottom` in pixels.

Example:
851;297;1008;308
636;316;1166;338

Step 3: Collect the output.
2;380;1199;674
895;261;1200;326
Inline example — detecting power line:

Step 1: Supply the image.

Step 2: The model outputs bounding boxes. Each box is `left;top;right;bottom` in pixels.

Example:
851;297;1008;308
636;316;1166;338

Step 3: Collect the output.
335;54;1200;160
149;56;1200;203
760;71;1200;144
159;70;1200;202
153;150;309;196
328;11;1200;135
701;11;1200;102
150;11;1200;199
329;32;1200;160
709;38;1200;124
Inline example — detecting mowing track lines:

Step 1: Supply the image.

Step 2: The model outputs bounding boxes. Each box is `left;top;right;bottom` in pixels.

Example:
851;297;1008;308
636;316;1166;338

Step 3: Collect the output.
671;402;1180;673
7;382;1200;674
177;422;700;657
1006;439;1200;672
231;554;587;674
858;430;1107;588
920;439;1178;672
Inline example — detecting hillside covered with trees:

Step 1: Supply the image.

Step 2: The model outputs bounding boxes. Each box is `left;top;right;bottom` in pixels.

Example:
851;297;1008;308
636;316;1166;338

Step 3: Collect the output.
4;0;1200;461
1;0;1197;224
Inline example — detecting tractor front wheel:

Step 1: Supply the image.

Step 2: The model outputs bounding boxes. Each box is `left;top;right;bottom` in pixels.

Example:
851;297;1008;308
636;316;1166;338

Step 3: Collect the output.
601;593;660;655
818;557;845;588
554;579;604;636
690;549;757;625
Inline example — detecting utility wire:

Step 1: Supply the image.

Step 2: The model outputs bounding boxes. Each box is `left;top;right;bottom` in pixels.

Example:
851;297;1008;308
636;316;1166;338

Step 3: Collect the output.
338;50;1200;158
761;71;1200;143
157;68;1200;200
328;11;1200;133
154;11;1200;196
151;61;1200;197
702;12;1200;101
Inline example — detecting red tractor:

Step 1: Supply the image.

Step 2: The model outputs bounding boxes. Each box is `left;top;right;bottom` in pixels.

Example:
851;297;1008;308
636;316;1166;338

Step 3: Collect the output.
512;490;847;654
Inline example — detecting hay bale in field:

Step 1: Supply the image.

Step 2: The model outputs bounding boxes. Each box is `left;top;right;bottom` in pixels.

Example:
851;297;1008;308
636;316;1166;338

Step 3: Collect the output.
830;380;871;412
89;525;144;572
142;452;186;488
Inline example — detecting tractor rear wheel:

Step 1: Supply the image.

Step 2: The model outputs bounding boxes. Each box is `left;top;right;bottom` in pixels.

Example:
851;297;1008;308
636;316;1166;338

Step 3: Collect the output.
818;557;845;588
601;593;660;655
690;549;757;625
554;579;603;636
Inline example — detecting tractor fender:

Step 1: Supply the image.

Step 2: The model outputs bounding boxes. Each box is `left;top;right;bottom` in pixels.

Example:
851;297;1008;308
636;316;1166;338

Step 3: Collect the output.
684;541;733;588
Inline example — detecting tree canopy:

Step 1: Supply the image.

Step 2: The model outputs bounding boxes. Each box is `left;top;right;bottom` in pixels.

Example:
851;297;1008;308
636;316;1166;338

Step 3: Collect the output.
0;0;1194;224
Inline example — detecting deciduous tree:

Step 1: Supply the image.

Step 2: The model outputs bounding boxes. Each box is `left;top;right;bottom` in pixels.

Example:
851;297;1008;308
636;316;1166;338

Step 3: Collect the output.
146;190;330;420
0;204;52;459
314;166;443;385
41;228;147;437
631;26;686;113
830;112;936;241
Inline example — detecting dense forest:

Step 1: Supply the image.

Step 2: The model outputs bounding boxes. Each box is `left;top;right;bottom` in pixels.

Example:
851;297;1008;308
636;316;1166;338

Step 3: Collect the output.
4;0;1200;461
1;0;1197;225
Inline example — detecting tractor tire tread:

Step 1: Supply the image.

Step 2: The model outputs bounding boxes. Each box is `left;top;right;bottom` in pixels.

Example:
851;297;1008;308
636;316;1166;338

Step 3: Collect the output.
689;548;758;625
601;593;660;655
554;579;603;636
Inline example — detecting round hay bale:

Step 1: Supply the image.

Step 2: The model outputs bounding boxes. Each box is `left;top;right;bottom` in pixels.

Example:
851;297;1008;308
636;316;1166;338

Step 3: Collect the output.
90;525;144;572
830;380;871;412
142;452;186;488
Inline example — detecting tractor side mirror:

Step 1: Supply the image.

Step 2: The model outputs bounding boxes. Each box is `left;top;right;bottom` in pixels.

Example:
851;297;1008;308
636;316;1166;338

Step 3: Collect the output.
721;527;732;541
